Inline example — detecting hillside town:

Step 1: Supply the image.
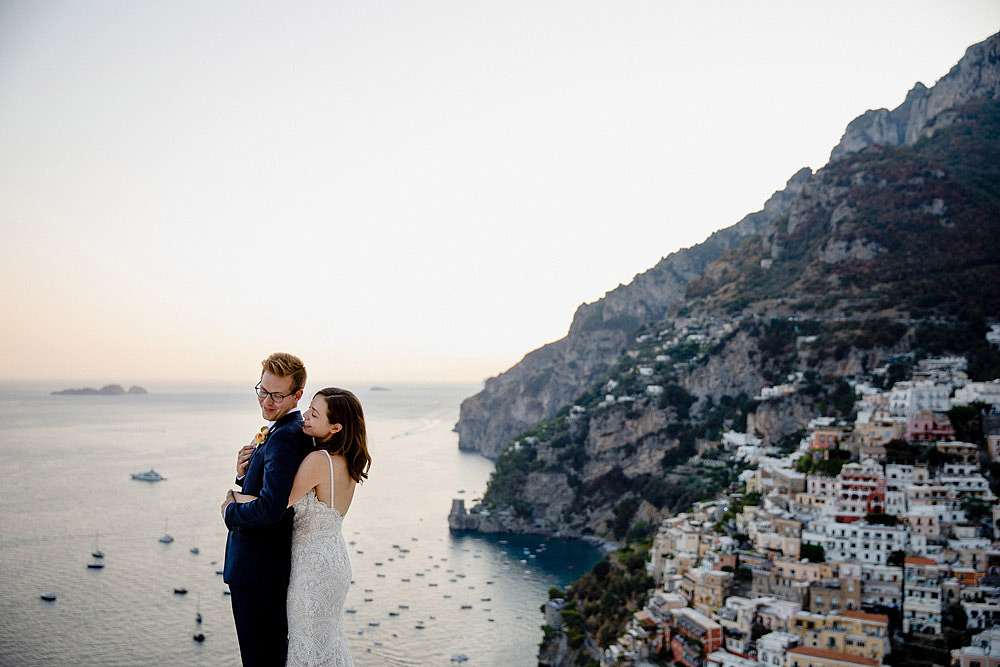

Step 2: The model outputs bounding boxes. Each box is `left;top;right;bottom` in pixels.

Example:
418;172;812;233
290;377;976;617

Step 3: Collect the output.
546;354;1000;667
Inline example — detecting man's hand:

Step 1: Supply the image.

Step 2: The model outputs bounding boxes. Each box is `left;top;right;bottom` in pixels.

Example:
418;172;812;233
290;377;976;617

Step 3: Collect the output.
236;445;255;478
221;489;236;518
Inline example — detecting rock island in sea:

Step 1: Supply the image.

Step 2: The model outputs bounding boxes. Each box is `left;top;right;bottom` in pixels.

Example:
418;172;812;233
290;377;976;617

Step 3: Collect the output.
52;384;148;395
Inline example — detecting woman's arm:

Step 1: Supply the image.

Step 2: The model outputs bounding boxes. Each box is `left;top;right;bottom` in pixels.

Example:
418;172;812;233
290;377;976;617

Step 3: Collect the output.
232;451;326;508
285;451;326;508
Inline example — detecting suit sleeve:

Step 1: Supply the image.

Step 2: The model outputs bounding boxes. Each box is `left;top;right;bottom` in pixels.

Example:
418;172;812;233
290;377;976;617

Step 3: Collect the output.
225;430;300;529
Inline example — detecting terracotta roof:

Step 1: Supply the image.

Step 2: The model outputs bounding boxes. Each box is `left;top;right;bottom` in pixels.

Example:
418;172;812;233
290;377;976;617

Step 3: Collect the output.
904;556;936;565
843;610;889;624
788;646;878;666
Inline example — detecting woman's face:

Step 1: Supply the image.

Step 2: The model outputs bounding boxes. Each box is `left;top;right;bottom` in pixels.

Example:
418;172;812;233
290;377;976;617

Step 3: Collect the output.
303;395;342;442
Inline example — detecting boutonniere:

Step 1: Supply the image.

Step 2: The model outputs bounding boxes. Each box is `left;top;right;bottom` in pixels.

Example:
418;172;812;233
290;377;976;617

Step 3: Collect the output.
253;426;269;447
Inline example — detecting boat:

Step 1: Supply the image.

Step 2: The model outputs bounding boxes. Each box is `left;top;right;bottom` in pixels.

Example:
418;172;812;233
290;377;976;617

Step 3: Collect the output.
174;588;187;594
215;570;223;575
460;604;472;609
87;561;105;569
190;547;199;554
159;519;173;543
130;469;165;481
92;532;104;559
368;621;380;627
388;611;399;617
40;593;56;601
345;609;357;614
451;655;469;663
196;612;202;624
192;632;205;642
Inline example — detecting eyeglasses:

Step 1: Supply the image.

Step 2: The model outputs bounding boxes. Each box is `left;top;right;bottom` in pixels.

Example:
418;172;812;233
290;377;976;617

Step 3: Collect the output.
255;382;295;403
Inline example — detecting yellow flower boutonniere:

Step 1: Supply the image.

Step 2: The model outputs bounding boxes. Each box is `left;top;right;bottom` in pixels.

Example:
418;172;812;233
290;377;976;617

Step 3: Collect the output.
253;426;269;446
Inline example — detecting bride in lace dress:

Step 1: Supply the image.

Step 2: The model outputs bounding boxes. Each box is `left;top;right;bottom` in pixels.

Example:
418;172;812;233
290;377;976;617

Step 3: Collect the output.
234;387;371;667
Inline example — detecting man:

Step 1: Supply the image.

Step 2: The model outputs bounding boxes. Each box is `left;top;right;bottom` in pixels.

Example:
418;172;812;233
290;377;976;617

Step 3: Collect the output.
221;352;312;666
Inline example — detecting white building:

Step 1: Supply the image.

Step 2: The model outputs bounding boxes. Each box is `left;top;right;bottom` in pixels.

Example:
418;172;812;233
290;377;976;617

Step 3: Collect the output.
889;381;952;417
801;520;908;565
953;380;1000;409
963;600;1000;630
757;631;800;667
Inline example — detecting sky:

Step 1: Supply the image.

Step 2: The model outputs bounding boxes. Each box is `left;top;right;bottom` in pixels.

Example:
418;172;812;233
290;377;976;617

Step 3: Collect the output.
1;1;998;386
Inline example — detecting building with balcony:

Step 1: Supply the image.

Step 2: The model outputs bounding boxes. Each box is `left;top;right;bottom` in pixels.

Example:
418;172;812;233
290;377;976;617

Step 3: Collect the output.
860;563;903;609
903;556;947;634
758;631;801;667
951;627;1000;667
808;577;862;614
670;607;724;667
791;609;889;663
801;520;908;565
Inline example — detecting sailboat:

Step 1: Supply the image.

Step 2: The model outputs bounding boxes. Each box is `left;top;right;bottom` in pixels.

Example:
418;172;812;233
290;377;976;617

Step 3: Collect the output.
192;595;205;641
159;520;174;543
92;531;104;559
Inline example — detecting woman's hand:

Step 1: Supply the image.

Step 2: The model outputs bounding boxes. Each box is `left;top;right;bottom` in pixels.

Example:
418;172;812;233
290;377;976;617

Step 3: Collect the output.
232;492;258;503
221;489;236;517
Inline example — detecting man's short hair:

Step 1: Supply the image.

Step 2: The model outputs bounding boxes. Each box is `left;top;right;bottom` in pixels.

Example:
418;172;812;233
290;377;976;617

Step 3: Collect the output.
261;352;307;392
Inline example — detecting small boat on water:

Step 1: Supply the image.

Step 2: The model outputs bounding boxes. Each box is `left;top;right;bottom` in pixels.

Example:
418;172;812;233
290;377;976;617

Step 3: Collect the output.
190;547;199;554
87;561;105;569
192;632;205;642
345;608;357;613
174;588;187;595
92;532;104;559
131;469;165;482
451;655;469;663
159;520;173;543
40;593;56;601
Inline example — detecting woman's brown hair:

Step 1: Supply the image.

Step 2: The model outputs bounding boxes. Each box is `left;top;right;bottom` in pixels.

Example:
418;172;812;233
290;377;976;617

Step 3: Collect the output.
312;387;371;483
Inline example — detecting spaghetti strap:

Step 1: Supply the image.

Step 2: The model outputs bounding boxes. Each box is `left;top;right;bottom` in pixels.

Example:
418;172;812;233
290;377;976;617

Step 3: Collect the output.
322;449;335;494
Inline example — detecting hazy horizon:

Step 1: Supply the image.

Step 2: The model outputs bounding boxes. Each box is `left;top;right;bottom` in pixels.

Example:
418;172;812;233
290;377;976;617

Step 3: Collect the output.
2;1;998;384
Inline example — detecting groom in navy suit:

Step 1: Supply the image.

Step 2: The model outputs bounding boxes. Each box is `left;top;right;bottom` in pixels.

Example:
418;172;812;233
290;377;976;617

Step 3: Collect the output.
221;352;312;666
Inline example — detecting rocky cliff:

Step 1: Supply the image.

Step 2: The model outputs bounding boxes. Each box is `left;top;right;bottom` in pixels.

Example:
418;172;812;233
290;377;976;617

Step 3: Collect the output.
452;31;1000;542
456;166;813;460
459;32;1000;462
829;32;1000;160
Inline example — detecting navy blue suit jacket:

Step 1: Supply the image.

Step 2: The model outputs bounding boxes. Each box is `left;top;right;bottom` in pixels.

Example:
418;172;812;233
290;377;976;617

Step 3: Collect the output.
223;410;312;589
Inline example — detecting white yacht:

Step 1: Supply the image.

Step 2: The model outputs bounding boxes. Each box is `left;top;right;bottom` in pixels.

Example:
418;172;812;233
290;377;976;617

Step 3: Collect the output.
131;469;165;482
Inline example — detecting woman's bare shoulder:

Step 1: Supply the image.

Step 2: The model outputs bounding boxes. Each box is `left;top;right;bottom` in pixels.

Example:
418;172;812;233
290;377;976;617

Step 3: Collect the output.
300;450;329;468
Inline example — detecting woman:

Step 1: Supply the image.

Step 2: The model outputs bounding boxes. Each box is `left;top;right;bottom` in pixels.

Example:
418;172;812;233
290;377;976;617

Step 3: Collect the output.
232;387;371;667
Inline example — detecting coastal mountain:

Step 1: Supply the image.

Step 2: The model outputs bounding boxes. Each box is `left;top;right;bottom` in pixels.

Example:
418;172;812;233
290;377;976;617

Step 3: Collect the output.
457;32;1000;461
451;32;1000;542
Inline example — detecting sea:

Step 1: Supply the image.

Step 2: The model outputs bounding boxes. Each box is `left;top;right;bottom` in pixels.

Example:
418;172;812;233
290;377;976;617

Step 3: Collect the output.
0;381;602;666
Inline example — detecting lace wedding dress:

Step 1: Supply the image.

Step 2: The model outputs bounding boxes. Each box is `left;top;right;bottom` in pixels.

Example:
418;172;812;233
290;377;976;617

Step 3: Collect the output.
286;451;353;667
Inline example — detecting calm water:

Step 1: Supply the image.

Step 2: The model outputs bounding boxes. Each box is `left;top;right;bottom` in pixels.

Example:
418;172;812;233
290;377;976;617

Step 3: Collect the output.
0;382;600;666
